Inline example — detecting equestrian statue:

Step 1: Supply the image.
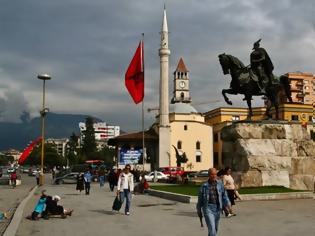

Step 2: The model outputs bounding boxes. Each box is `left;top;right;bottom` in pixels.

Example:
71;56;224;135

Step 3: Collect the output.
218;39;292;120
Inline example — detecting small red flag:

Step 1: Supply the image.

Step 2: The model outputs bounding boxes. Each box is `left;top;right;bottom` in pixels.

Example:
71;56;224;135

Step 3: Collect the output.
125;40;144;104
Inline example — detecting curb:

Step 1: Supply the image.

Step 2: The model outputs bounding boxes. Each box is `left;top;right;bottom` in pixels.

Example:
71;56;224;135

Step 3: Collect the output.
147;189;314;203
3;186;38;236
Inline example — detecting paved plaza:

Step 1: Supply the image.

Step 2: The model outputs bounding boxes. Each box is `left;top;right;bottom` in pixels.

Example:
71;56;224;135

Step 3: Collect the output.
0;174;36;235
11;177;315;236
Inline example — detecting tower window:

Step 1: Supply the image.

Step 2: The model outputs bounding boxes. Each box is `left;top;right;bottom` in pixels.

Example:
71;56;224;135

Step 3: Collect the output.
196;155;201;162
184;125;188;130
177;72;180;77
177;141;182;149
180;92;184;99
196;141;200;150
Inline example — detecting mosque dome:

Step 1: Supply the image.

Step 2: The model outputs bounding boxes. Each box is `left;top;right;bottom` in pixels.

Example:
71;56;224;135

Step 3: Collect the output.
169;103;198;114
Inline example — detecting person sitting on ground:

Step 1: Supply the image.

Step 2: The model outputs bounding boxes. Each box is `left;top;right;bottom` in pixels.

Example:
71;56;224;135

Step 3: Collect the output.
27;190;47;220
42;195;73;219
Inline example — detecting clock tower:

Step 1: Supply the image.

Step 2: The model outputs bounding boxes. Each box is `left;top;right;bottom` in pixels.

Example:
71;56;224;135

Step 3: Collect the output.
171;58;191;103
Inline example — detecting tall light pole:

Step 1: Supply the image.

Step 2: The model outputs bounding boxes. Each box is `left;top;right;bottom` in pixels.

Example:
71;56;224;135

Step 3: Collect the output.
37;74;51;185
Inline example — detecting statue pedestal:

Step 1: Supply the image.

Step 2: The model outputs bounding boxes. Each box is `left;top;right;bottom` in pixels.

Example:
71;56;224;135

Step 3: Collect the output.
221;122;315;190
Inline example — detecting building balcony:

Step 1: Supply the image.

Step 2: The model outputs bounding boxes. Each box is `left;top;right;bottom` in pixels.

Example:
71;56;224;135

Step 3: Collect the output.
290;87;303;92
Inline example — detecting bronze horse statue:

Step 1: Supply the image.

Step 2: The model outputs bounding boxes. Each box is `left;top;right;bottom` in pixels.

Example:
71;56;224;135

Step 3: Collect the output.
218;53;292;120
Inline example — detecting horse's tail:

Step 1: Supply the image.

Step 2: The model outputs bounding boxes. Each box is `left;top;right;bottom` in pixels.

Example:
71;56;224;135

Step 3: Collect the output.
280;75;293;103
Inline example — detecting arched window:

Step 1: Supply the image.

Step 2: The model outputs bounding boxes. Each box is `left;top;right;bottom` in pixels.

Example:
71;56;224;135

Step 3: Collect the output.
180;92;184;99
184;125;188;131
196;141;200;150
177;141;182;149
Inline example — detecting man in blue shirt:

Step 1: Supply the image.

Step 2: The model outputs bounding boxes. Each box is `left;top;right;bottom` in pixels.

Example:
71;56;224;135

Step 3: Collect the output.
84;169;92;195
197;168;231;236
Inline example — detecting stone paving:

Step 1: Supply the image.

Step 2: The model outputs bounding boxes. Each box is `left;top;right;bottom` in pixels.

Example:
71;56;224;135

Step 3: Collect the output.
0;174;36;235
15;181;315;236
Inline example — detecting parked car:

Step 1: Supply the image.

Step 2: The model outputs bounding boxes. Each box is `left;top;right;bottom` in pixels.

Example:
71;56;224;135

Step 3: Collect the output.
7;167;16;173
158;166;185;177
141;171;169;182
191;170;209;183
54;172;79;184
28;169;41;176
0;168;10;185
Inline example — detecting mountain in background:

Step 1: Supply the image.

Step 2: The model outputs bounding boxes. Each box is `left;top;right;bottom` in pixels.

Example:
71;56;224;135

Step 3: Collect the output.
0;113;103;150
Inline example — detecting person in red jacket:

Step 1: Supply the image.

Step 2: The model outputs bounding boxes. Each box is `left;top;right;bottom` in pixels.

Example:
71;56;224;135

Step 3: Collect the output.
10;171;17;188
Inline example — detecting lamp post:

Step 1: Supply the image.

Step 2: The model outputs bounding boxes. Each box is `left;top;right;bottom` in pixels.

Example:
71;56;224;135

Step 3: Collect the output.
37;74;51;185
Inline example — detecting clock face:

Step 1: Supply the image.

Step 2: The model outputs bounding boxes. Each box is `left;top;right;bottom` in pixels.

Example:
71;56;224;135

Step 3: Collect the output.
179;81;186;88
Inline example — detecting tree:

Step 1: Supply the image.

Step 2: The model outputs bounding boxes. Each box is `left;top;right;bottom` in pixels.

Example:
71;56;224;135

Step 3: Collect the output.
24;143;64;167
98;146;115;166
81;117;97;159
66;132;80;165
0;155;14;166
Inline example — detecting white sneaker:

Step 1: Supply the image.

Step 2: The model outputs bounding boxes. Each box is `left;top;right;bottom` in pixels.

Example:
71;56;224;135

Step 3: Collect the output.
126;212;130;216
227;213;233;218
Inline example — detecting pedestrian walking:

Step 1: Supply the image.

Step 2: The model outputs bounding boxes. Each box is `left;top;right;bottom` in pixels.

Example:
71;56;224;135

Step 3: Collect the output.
98;167;105;187
52;166;56;180
117;164;134;215
197;168;231;236
84;169;92;195
108;169;116;191
10;171;17;188
35;169;40;185
76;172;84;193
223;167;237;217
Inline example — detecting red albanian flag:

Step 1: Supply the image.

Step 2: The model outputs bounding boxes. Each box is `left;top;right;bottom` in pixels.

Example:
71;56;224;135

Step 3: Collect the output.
18;137;42;165
125;40;144;104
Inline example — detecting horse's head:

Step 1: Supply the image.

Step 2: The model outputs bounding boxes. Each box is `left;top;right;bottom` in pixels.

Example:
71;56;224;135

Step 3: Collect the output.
218;53;230;75
219;53;246;76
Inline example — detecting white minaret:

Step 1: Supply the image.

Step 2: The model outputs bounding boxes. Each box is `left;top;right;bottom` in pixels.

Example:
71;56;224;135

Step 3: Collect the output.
158;7;171;167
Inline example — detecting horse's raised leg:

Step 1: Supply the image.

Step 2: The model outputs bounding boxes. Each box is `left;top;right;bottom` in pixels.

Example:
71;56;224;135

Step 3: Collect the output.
222;89;234;105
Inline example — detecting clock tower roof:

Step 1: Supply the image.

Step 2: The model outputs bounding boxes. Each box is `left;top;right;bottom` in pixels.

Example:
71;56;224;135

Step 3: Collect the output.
175;58;189;73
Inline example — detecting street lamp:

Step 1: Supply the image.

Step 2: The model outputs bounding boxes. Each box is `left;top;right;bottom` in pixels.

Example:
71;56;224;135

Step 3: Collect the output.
37;74;51;185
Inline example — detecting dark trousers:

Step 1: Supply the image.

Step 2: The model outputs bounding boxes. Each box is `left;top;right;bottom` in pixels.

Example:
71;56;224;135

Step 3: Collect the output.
85;182;90;195
109;182;115;191
36;177;40;185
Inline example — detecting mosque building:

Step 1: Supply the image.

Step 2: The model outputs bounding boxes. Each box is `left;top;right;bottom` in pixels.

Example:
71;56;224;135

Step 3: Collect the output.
109;8;213;171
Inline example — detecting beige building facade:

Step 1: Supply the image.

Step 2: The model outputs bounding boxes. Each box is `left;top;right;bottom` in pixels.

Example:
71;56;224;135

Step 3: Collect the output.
279;72;315;104
165;58;213;171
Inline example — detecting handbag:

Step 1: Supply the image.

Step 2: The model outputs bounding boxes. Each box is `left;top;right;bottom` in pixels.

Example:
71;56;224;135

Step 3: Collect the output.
112;196;122;211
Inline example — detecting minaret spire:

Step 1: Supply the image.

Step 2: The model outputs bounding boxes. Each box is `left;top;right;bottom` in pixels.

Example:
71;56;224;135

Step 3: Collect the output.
158;6;171;168
162;6;168;32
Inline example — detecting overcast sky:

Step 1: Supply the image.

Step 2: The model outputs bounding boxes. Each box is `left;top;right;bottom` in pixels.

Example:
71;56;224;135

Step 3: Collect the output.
0;0;314;132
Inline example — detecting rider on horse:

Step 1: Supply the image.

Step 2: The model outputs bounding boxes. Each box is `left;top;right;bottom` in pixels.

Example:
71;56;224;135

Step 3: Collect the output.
250;39;274;93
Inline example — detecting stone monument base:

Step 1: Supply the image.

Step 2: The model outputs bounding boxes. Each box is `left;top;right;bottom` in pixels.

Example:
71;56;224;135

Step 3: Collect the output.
221;122;315;191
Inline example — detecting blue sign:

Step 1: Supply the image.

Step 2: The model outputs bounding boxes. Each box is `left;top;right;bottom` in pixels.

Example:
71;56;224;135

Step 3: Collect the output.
119;148;142;165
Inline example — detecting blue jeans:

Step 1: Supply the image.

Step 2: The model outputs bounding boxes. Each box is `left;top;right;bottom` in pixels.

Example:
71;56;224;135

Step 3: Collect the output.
203;204;221;236
120;189;131;214
99;176;105;187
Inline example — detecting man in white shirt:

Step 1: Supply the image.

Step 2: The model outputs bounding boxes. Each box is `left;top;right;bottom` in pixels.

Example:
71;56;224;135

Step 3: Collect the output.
117;164;134;215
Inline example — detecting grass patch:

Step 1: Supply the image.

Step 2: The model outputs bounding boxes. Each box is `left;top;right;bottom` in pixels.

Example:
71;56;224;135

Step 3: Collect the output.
238;186;307;194
150;185;306;196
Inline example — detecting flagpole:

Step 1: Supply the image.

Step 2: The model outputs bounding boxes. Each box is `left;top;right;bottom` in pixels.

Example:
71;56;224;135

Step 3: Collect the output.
141;33;146;172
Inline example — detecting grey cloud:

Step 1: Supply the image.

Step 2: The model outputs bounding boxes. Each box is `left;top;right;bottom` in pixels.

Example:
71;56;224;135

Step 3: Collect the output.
0;0;314;131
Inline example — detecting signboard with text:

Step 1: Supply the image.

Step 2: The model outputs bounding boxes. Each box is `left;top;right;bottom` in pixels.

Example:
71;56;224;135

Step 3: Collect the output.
119;148;142;165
